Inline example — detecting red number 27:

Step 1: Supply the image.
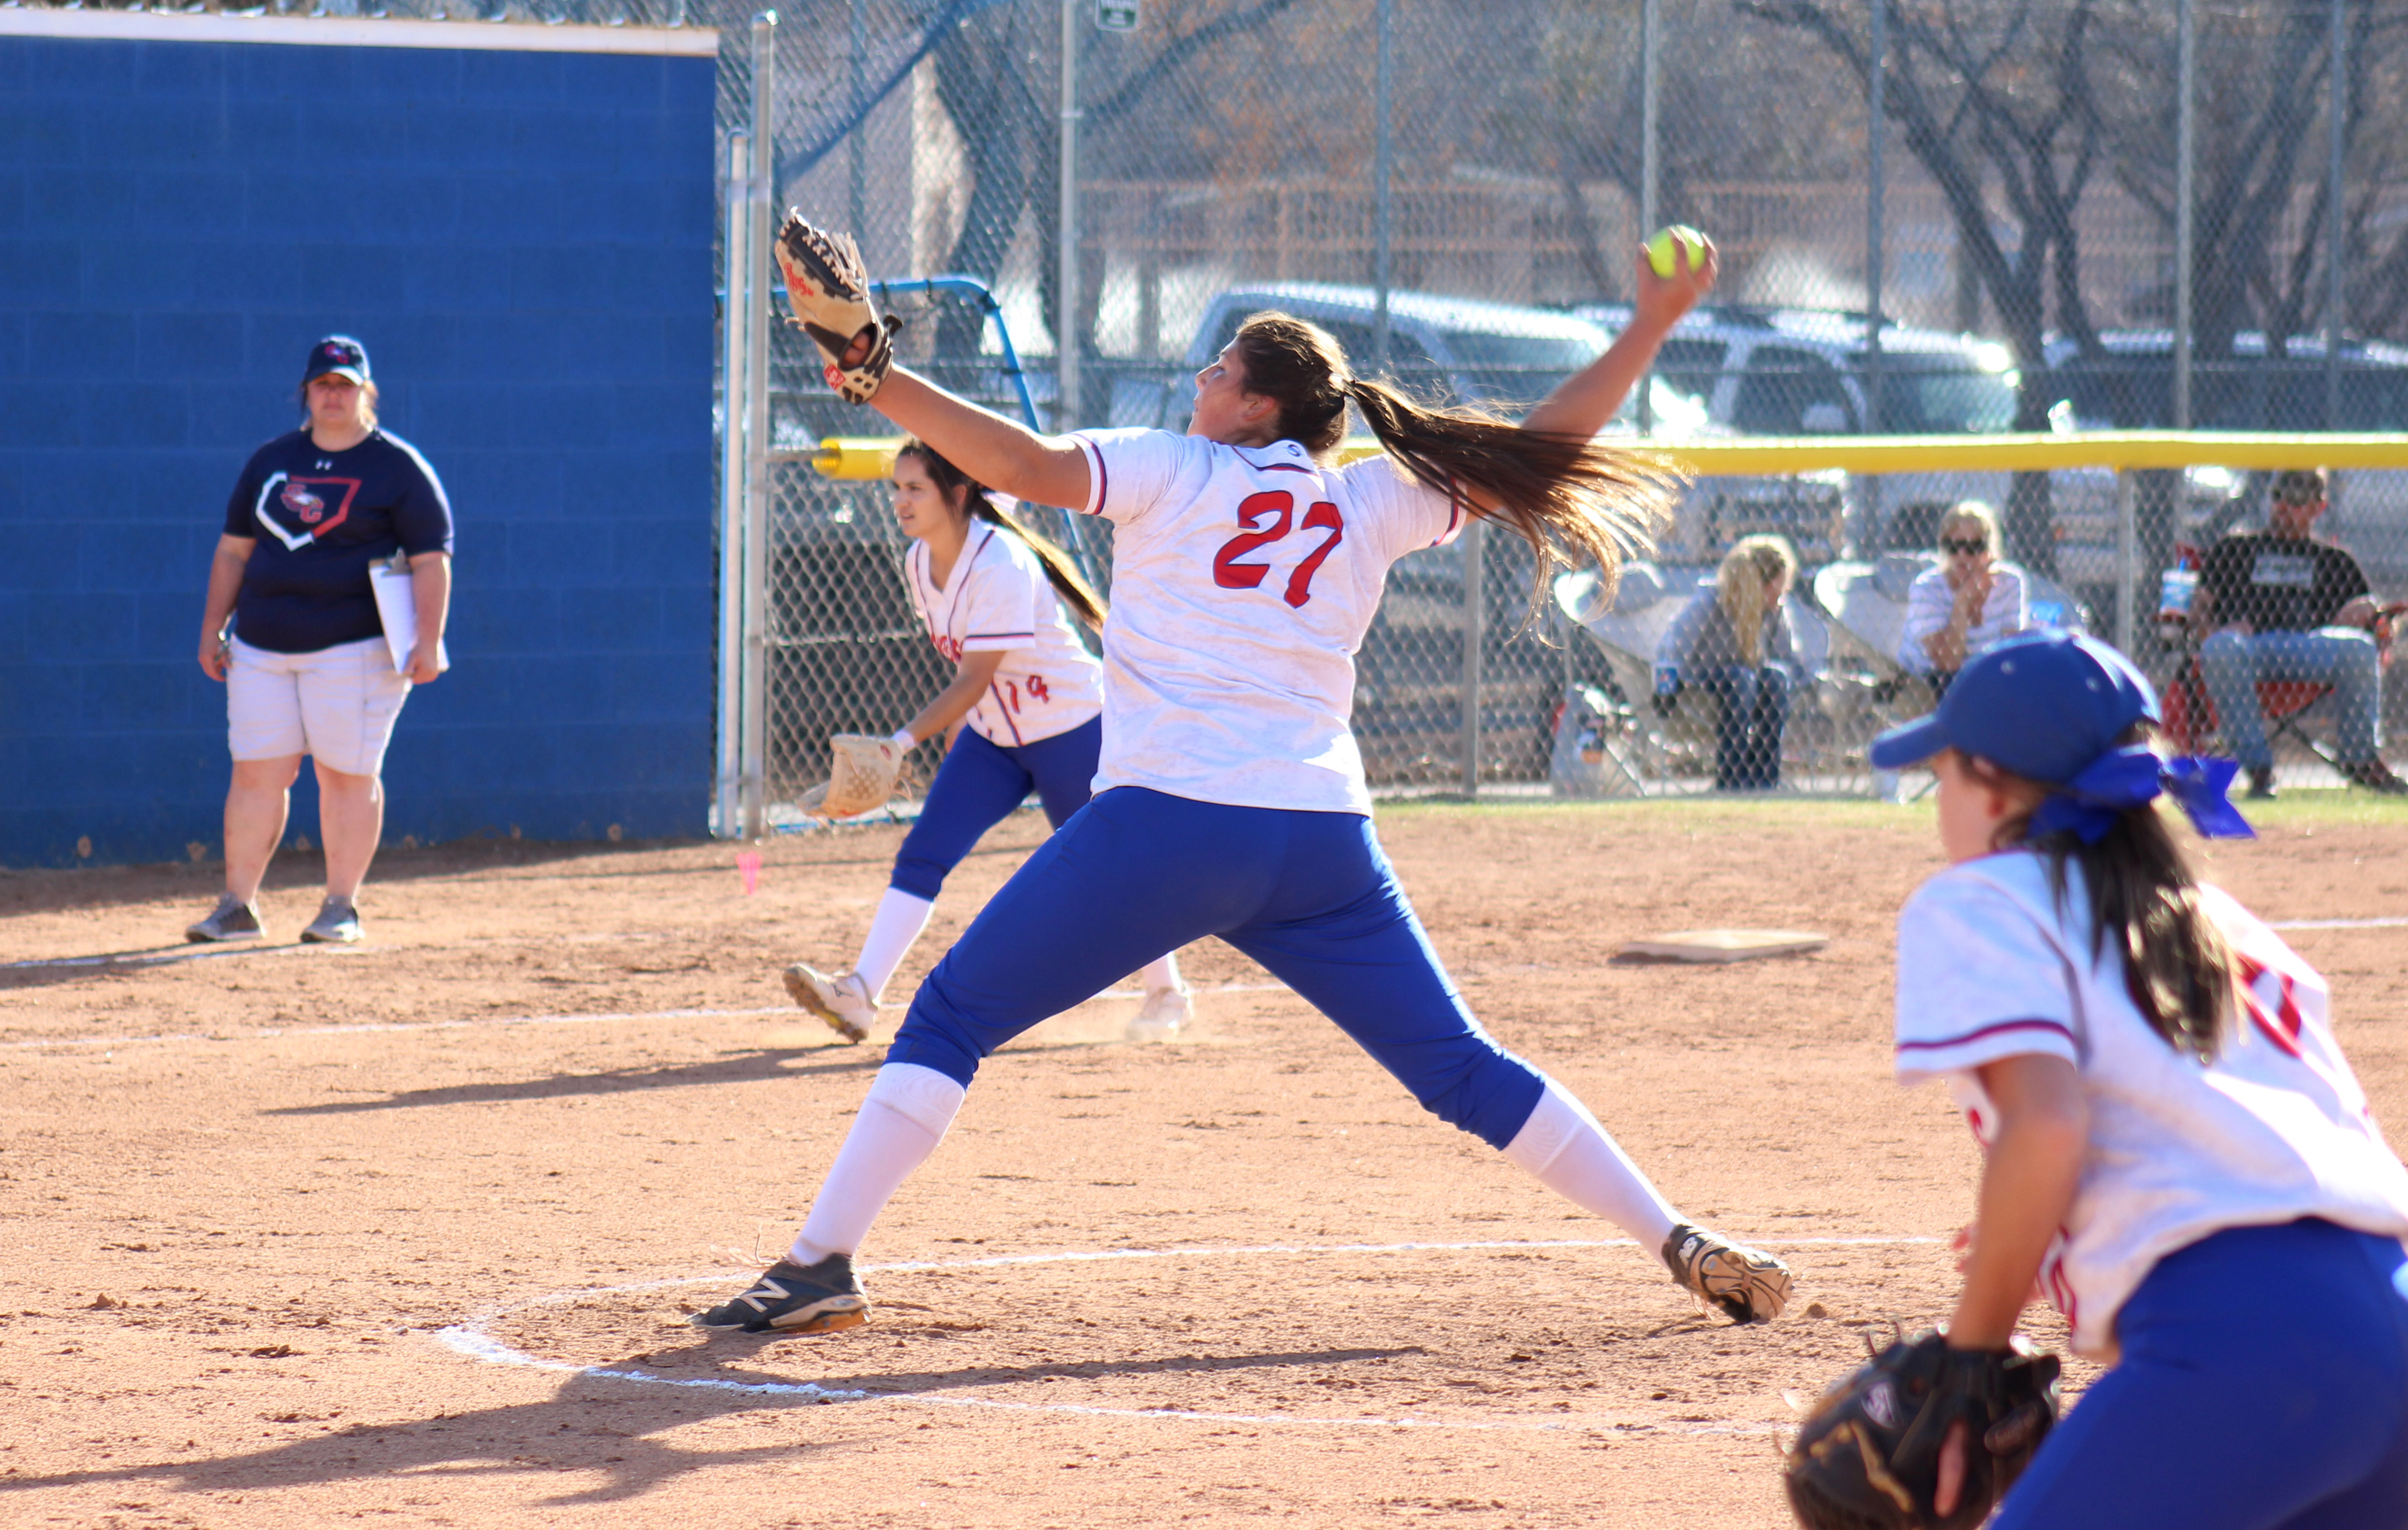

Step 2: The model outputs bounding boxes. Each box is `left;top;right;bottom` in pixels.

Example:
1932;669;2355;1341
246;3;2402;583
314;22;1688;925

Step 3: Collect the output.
1211;490;1345;608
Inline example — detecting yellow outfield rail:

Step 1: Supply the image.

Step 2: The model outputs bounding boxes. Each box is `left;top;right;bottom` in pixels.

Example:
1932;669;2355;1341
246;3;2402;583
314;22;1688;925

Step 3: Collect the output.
813;431;2408;481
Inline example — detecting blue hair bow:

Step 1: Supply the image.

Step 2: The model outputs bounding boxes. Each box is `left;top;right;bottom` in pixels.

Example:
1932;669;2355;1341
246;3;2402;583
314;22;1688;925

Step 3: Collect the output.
2027;747;2256;844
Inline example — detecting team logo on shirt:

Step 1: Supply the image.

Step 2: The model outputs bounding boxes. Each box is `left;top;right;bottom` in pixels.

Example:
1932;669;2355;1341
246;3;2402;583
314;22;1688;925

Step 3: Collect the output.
2250;552;2316;589
253;472;360;550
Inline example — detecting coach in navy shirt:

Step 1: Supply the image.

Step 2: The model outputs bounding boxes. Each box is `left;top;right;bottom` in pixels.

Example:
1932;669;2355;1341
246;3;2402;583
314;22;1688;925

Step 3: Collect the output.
189;336;455;945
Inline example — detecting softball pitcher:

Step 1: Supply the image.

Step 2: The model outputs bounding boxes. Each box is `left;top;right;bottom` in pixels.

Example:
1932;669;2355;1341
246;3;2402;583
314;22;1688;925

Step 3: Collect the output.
783;441;1189;1044
688;217;1789;1338
1831;632;2408;1529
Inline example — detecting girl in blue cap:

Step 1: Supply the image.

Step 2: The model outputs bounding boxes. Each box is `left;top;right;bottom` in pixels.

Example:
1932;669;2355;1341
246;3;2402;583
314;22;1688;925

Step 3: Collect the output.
1869;631;2408;1528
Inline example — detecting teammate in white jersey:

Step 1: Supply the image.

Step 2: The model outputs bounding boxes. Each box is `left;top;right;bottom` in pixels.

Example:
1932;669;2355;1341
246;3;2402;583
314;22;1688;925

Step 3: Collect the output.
1870;631;2408;1528
783;440;1188;1044
693;223;1795;1338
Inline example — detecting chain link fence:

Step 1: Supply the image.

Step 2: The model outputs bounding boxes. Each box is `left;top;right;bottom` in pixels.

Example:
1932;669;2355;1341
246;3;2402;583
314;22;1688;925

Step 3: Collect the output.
33;0;2406;804
723;0;2408;814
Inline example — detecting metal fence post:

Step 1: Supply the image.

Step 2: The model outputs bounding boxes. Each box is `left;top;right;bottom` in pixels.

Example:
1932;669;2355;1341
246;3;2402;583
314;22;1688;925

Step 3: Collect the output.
1862;0;1886;553
1864;0;1884;431
2115;469;2137;657
2326;0;2346;431
1372;0;1391;370
2174;0;2194;431
1058;0;1081;432
741;11;776;839
717;128;751;839
1460;519;1485;797
1637;0;1659;436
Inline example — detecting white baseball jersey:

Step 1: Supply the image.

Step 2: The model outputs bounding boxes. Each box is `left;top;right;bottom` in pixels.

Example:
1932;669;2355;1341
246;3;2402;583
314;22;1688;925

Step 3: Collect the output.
1897;563;2029;673
1071;428;1467;813
1894;850;2408;1359
904;518;1103;747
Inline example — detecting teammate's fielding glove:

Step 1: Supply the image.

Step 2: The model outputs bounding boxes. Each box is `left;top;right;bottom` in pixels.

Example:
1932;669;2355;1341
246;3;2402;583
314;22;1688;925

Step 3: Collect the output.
800;733;908;819
1783;1330;2058;1530
773;213;899;405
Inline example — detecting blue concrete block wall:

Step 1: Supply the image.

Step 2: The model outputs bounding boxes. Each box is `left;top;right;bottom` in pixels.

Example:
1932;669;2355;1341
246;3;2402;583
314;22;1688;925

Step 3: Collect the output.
0;28;719;867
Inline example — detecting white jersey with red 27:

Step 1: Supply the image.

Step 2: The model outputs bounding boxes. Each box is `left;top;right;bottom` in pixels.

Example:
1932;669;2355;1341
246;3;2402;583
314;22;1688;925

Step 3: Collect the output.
1071;428;1465;813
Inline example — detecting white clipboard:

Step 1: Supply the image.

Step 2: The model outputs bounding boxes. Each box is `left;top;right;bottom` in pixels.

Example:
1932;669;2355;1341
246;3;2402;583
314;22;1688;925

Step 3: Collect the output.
369;554;450;676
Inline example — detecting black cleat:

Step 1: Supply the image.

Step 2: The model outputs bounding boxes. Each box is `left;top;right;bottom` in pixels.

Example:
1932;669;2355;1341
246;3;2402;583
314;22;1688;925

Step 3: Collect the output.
688;1254;869;1334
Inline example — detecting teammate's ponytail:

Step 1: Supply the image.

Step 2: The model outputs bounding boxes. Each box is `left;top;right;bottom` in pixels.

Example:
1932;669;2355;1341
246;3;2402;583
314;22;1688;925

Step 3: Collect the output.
1229;313;1680;614
895;439;1107;629
1969;726;2239;1062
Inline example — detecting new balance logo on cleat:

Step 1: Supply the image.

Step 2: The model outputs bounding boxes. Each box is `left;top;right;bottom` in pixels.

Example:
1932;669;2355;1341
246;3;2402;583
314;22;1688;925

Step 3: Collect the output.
1661;1222;1793;1324
689;1254;869;1335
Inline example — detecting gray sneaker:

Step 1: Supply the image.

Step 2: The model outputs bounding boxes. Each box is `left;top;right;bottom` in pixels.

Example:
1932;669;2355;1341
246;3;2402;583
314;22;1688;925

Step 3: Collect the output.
299;897;363;944
186;895;264;944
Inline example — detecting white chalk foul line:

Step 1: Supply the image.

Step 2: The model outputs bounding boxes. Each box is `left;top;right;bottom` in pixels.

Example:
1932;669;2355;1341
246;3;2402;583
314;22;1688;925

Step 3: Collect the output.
0;1006;796;1052
2266;916;2408;931
434;1236;1940;1437
0;984;1296;1053
1;941;367;972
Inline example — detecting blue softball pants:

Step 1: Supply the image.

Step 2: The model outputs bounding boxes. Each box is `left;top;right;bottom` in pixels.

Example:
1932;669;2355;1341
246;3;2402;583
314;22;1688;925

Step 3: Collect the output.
888;717;1102;901
885;786;1548;1149
1993;1218;2408;1530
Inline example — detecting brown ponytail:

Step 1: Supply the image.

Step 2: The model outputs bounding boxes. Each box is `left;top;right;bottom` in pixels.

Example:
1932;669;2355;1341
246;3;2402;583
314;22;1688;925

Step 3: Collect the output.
896;439;1108;629
1969;727;2239;1062
1229;312;1680;613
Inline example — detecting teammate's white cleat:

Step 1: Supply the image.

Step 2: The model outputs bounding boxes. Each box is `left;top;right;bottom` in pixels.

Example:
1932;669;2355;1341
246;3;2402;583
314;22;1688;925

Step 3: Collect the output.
1126;981;1194;1043
783;964;878;1044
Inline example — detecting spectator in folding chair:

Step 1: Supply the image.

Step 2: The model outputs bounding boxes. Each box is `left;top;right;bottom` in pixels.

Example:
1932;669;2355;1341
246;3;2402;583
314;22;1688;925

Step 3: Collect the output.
1652;534;1802;791
2194;467;2405;798
1896;500;2028;696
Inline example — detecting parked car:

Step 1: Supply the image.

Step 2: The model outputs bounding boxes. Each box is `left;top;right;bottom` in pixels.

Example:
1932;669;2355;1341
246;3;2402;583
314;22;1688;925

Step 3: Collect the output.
2045;330;2408;590
1125;284;1839;561
1112;281;1711;429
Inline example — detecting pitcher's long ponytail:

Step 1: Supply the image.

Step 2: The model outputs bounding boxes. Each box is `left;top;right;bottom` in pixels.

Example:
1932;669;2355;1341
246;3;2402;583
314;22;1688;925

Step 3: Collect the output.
896;440;1107;629
1230;312;1681;613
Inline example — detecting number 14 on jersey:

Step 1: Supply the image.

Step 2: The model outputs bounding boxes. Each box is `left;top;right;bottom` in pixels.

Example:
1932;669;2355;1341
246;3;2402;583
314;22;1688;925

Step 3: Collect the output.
1211;490;1345;609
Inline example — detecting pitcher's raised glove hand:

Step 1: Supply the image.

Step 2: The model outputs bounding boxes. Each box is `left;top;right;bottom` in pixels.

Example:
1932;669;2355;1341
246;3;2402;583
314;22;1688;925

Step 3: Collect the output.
1784;1331;2059;1530
774;213;898;405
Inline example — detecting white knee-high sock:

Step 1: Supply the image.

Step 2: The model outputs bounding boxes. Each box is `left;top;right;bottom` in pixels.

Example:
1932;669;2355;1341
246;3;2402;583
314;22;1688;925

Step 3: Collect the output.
854;888;935;999
789;1062;966;1266
1502;1080;1680;1247
1138;950;1183;992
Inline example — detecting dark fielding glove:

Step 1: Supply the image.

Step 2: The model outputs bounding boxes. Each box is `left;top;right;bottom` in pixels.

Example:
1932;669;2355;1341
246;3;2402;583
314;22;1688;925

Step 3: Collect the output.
773;213;898;405
1783;1330;2059;1530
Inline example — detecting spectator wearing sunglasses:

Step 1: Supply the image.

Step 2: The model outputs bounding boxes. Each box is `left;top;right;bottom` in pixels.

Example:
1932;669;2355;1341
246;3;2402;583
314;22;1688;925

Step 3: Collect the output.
2193;467;2404;797
1898;501;2028;693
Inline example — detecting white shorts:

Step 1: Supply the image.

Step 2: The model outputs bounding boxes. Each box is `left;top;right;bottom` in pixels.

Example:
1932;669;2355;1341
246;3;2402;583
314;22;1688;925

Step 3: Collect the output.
226;635;412;776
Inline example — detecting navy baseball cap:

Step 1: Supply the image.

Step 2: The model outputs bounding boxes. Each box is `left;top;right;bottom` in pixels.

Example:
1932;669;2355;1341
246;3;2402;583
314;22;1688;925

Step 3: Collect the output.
1869;632;2159;784
303;335;370;385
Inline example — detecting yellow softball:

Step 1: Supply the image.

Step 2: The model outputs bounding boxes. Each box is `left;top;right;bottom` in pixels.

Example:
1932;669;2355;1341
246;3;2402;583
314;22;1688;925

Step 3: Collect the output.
1645;225;1709;279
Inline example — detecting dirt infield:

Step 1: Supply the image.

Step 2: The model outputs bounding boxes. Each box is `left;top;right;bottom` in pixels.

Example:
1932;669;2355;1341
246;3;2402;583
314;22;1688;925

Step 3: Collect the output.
3;798;2404;1529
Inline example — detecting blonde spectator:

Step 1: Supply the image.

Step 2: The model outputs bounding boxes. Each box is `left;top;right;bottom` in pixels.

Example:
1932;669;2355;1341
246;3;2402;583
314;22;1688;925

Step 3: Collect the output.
1899;501;2028;690
1654;534;1803;790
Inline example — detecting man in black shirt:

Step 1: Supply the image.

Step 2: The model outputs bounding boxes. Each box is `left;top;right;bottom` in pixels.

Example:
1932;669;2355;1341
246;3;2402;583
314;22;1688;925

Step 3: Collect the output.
2194;468;2402;796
